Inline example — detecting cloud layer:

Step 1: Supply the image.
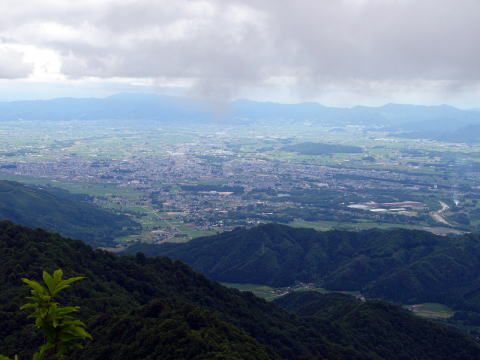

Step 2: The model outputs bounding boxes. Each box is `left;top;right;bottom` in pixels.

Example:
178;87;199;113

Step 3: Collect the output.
0;46;33;79
1;0;480;104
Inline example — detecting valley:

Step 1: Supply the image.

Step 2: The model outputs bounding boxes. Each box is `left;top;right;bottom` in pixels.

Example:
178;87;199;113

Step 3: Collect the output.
223;282;454;320
2;2;480;358
0;119;479;247
2;111;480;340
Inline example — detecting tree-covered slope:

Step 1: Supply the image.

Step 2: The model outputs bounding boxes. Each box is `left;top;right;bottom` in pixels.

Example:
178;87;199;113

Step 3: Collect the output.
130;223;480;312
2;221;480;359
275;291;480;360
0;180;139;246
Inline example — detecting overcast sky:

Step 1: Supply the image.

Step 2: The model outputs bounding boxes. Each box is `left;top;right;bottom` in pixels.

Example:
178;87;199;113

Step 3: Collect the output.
0;0;479;107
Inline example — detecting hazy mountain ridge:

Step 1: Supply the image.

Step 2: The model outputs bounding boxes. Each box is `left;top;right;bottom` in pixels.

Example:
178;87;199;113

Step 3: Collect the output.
1;220;480;359
1;94;479;136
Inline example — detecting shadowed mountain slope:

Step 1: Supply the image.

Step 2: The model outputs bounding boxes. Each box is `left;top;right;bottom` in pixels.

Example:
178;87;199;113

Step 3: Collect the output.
2;221;480;359
129;223;480;312
0;180;140;246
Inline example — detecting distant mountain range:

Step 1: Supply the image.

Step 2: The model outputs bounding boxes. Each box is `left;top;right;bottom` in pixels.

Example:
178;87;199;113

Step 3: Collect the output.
0;180;139;246
1;93;480;141
128;223;480;314
0;93;213;123
2;221;480;359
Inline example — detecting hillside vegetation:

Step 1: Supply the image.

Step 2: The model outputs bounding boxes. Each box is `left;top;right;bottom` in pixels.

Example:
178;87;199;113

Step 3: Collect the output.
130;223;480;313
274;291;473;359
2;221;480;359
0;180;139;246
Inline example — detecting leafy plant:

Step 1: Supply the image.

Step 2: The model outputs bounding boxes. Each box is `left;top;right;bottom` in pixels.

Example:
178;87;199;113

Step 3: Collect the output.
1;269;92;360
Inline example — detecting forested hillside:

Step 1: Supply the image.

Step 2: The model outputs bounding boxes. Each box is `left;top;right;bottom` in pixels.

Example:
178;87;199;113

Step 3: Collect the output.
0;180;139;246
2;221;480;359
274;291;475;360
130;223;480;313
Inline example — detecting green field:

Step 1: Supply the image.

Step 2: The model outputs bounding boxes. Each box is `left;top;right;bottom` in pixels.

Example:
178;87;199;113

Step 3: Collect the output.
2;119;480;241
405;303;454;319
222;283;282;301
229;283;454;320
289;219;418;232
223;283;347;301
226;283;455;321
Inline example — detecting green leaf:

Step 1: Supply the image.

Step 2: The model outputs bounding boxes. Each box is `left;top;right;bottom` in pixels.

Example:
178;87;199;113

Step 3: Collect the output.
33;343;54;360
55;307;80;319
53;269;63;284
42;271;55;295
52;276;84;296
63;325;92;340
20;303;37;310
62;319;85;327
22;269;91;359
22;279;47;296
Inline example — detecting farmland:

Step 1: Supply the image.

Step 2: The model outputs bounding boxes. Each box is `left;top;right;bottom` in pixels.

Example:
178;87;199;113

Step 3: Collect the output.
0;119;479;245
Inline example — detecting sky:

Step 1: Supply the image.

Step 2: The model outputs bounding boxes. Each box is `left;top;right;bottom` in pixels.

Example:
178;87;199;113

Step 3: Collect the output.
0;0;480;107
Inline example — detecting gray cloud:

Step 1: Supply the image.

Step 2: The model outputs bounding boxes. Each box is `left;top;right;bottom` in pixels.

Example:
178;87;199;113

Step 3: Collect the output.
0;47;33;79
1;0;480;102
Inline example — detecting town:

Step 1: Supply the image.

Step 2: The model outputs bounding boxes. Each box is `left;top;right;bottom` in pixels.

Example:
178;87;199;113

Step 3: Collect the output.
0;120;478;245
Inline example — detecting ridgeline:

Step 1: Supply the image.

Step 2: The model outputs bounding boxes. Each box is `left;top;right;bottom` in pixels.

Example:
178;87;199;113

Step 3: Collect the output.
1;221;480;359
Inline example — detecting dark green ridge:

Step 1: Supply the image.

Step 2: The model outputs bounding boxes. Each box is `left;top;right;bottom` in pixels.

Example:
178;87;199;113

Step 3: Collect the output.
127;223;480;313
2;221;480;359
0;180;140;246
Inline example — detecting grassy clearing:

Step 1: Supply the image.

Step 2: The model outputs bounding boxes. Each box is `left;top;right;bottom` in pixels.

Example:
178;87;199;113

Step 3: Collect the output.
405;303;454;319
222;283;329;301
226;283;455;321
222;283;281;301
289;219;416;232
